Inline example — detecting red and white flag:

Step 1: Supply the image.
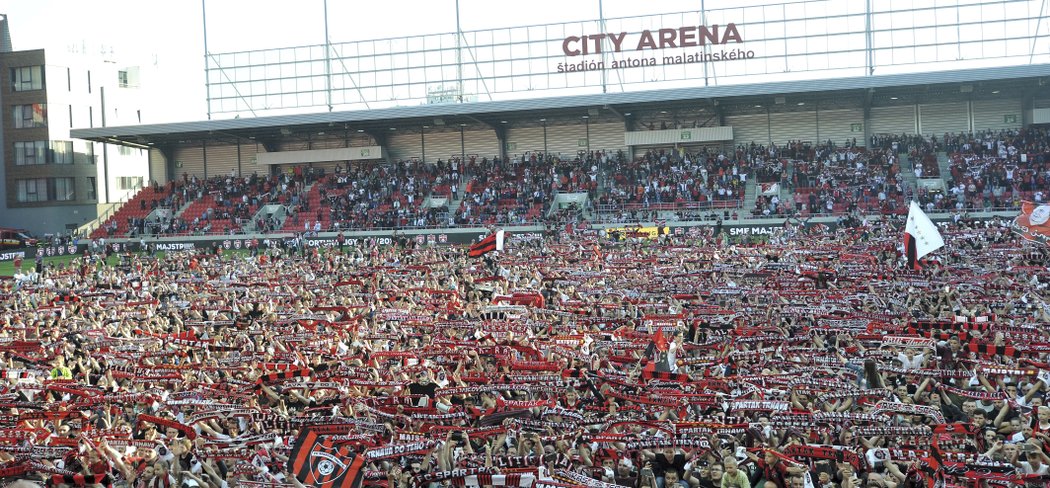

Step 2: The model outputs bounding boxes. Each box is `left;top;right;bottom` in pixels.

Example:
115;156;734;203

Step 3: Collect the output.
904;201;943;270
469;230;504;258
1013;201;1050;244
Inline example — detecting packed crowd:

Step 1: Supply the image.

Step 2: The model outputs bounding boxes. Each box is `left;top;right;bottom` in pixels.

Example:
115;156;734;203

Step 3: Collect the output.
598;149;747;211
939;129;1050;213
746;143;907;218
868;134;940;179
97;172;318;239
3;214;1050;488
452;153;589;227
87;126;1050;241
290;160;447;231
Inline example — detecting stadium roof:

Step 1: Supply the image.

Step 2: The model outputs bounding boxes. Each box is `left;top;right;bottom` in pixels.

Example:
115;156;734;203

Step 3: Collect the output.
72;63;1050;147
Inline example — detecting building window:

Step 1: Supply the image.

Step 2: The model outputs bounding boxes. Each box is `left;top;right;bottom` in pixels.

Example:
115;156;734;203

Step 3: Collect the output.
53;178;75;201
118;145;133;156
87;177;97;201
12;104;47;128
16;178;47;202
118;70;128;88
51;141;74;164
10;66;44;91
16;178;76;202
85;143;95;164
117;176;143;190
14;141;73;165
14;141;47;165
75;141;96;164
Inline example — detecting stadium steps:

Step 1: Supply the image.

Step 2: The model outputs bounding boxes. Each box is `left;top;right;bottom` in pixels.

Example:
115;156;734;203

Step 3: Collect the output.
446;179;467;215
899;161;920;200
743;176;759;207
246;204;287;232
936;151;952;180
171;199;195;220
779;161;796;205
778;184;791;209
88;187;174;239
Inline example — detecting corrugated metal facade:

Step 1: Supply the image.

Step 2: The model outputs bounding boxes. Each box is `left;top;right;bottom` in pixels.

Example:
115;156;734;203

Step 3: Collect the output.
816;108;864;147
727;114;770;146
462;129;500;161
205;144;239;177
972;98;1022;132
173;145;205;179
588;122;627;155
240;142;261;176
310;138;348;149
769;111;817;145
869;105;917;135
919;102;969;136
624;127;734;146
388;132;422;162
545;123;588;159
425;130;463;163
506;126;545;157
73;64;1050;142
278;140;309;152
148;148;169;184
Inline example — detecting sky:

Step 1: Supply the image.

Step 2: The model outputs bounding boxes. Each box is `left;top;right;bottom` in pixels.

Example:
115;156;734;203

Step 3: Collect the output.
3;0;723;123
3;0;1047;124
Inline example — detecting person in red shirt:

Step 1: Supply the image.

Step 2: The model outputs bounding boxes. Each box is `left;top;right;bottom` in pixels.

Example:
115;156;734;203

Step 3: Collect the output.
746;450;805;488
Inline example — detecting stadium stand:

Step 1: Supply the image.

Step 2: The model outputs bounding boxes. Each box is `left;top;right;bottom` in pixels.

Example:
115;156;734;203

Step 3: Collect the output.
90;184;177;239
283;160;448;231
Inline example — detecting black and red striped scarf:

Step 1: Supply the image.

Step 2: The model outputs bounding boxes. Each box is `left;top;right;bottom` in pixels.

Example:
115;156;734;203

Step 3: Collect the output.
137;414;197;440
50;473;114;487
908;320;991;332
641;367;691;383
783;444;863;470
448;473;532;486
966;342;1021;358
254;368;312;389
937;384;1004;401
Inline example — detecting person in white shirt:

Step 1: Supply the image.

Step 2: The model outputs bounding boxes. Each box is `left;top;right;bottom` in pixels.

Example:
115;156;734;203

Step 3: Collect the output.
667;331;684;373
896;348;926;369
1019;447;1050;475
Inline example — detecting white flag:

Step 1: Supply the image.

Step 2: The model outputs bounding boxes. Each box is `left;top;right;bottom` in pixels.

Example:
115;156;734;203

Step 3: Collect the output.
905;201;944;260
495;230;505;251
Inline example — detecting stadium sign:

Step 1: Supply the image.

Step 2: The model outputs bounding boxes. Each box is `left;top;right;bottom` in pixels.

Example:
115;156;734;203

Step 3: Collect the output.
0;251;26;262
557;23;754;73
0;223;819;262
305;237;394;248
0;245;82;263
152;243;197;252
728;225;782;237
561;24;743;56
0;214;1000;263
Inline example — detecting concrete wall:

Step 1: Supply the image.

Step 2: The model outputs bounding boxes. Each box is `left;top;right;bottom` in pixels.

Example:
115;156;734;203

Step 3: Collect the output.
0;203;97;235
